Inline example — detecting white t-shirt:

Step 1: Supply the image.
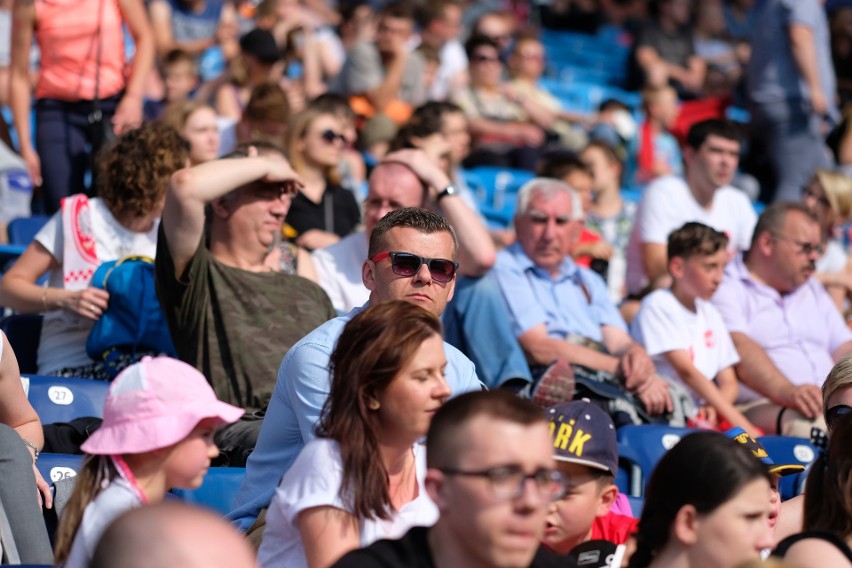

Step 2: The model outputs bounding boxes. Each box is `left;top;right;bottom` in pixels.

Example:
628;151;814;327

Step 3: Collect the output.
816;238;847;274
312;231;370;313
34;197;159;374
630;288;740;404
257;438;438;568
64;478;142;568
625;176;757;295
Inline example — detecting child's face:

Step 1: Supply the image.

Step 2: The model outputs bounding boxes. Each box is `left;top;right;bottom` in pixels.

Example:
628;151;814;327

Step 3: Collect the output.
162;417;220;489
163;62;198;102
543;462;614;554
581;146;620;194
563;170;595;217
650;90;679;130
768;473;781;531
677;248;728;301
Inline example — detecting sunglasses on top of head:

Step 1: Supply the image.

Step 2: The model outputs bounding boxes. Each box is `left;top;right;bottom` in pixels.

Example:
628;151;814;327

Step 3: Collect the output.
369;251;459;283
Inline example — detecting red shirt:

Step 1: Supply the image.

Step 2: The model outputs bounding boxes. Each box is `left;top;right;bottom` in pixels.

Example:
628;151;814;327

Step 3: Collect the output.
575;227;604;268
589;512;639;545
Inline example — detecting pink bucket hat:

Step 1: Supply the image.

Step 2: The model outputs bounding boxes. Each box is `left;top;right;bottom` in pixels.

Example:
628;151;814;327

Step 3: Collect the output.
81;356;244;455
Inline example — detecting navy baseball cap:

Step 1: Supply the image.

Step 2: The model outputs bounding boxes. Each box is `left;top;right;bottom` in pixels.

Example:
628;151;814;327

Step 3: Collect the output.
724;427;805;477
546;400;618;475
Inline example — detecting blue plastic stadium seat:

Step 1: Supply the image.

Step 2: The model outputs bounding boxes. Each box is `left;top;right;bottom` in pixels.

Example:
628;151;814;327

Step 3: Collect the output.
7;215;50;246
36;453;85;486
461;167;535;229
23;374;109;424
757;435;818;500
171;467;247;515
626;495;644;517
617;425;696;497
0;314;42;374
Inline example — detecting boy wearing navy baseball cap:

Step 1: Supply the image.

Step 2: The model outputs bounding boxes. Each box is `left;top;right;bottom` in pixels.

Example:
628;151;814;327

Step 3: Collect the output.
543;400;638;555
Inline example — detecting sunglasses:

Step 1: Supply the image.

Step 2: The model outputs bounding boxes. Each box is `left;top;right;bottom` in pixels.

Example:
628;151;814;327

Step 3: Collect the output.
320;129;347;145
369;251;459;283
826;404;852;430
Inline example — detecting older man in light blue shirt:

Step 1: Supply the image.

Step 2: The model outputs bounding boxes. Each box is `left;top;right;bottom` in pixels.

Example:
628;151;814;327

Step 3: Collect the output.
492;178;672;415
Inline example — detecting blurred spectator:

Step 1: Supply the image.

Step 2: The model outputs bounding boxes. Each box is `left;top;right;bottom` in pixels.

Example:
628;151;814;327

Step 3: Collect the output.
359;114;398;162
0;0;10;107
692;1;743;97
0;123;189;378
629;0;706;97
507;33;590;152
803;169;852;314
831;6;852;107
713;203;852;436
625;119;755;297
10;0;154;214
162;100;222;165
148;0;238;61
723;0;757;42
470;10;516;56
581;141;636;302
336;1;376;53
539;0;604;33
215;28;283;122
284;108;361;250
453;34;545;170
0;140;33;241
589;98;638;159
144;48;199;121
415;43;442;96
747;0;837;203
307;93;366;191
828;105;852;175
236;82;291;150
416;0;468;100
331;2;426;125
629;85;683;186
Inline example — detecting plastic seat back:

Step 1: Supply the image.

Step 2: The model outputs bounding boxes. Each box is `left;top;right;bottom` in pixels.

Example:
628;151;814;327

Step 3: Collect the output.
171;467;247;515
617;425;696;497
23;374;108;424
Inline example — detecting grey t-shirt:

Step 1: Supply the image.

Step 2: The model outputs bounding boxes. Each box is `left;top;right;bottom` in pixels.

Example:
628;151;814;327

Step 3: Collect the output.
747;0;837;120
330;41;426;106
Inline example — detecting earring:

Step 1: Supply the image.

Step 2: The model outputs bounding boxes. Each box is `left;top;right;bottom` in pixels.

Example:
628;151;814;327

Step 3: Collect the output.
368;398;380;410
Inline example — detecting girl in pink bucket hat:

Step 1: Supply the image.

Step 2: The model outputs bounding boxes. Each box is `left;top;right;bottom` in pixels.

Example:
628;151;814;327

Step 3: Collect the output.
53;356;244;567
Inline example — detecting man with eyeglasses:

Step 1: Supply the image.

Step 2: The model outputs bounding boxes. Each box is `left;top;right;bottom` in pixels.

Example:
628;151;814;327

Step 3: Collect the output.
333;390;570;568
229;207;482;539
156;146;336;467
713;202;852;437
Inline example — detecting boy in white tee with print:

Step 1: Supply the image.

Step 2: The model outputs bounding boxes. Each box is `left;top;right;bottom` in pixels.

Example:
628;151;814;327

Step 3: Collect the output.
630;222;762;436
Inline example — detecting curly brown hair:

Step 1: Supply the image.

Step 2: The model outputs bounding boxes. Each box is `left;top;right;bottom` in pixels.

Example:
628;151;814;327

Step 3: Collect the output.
96;121;189;220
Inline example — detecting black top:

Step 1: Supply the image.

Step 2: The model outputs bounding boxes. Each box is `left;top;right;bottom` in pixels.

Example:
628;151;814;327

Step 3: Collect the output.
773;530;852;562
285;184;361;241
332;526;574;568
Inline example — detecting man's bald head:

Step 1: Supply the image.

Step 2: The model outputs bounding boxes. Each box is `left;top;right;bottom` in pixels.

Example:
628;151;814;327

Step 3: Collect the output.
91;501;257;568
364;162;428;235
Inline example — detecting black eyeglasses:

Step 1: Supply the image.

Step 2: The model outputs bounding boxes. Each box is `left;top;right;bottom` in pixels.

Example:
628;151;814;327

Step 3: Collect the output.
471;53;500;64
826;404;852;430
440;465;567;501
771;233;825;256
320;129;347;145
369;251;459;283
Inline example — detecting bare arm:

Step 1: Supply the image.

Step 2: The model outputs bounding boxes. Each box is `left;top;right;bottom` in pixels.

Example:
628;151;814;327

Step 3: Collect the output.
730;331;822;419
832;339;852;362
0;241;110;319
663;351;760;435
148;0;214;57
113;0;154;134
297;506;360;568
382;149;496;276
467;117;543;146
163;156;301;276
367;44;408;113
640;243;670;289
9;0;39;185
789;23;826;115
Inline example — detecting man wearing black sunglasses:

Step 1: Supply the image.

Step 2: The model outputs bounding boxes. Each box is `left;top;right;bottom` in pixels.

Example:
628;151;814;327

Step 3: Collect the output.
713;203;852;436
230;207;483;538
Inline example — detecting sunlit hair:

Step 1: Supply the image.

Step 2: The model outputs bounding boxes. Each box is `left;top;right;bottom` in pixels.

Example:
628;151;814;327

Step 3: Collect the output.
515;177;583;221
96;121;189;220
161;99;215;133
812;169;852;220
823;356;852;423
286;108;342;186
317;300;443;520
628;432;771;568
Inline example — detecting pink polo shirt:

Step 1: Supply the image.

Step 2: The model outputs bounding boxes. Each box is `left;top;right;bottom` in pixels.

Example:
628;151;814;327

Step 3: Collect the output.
34;0;126;101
